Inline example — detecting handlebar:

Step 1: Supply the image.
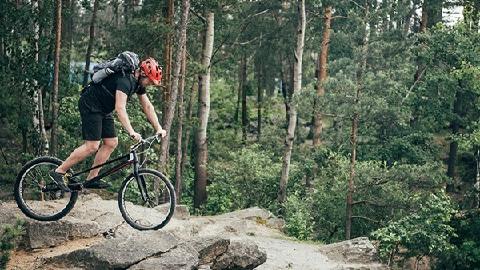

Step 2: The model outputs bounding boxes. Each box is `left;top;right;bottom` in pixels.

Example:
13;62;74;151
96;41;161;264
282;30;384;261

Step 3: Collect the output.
130;134;161;151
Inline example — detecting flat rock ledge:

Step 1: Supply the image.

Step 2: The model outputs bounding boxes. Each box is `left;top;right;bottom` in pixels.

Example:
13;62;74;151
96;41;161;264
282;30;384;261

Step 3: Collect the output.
46;235;266;270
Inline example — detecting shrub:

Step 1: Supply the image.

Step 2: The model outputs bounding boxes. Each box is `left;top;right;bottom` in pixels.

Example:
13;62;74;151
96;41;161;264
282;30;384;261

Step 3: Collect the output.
0;220;25;269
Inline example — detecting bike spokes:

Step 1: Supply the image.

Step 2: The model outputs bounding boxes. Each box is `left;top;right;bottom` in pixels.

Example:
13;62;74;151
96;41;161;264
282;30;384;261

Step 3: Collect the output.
16;160;77;220
119;170;175;230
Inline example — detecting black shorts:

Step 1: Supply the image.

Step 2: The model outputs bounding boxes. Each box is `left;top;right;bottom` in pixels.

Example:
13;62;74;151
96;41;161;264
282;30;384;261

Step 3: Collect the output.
78;97;116;141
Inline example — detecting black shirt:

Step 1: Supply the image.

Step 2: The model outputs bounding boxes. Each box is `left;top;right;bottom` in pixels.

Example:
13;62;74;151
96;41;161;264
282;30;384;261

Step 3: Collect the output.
80;73;146;114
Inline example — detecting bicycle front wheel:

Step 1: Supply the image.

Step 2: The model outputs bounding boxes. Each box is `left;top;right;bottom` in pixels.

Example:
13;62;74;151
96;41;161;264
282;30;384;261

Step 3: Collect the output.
14;156;78;221
118;168;176;230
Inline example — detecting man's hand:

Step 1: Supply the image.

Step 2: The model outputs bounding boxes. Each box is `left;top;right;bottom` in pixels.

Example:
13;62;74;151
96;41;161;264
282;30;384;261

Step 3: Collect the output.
156;129;167;138
130;131;142;142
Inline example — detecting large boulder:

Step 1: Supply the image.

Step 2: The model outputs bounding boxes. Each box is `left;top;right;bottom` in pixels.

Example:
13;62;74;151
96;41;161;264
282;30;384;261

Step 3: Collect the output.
128;243;199;270
218;207;272;221
319;237;379;264
48;229;178;269
212;239;267;270
191;237;230;265
25;218;101;249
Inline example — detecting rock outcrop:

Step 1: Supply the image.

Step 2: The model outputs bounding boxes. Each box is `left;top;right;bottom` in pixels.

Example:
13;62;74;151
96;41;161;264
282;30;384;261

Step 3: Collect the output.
0;193;387;270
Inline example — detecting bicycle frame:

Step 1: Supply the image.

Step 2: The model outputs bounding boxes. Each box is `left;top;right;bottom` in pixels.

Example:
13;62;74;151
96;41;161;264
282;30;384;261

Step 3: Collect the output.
65;136;159;202
70;153;134;183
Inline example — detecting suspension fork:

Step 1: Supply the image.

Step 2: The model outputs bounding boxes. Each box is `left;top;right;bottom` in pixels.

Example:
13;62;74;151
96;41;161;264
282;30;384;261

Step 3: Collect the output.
132;151;149;202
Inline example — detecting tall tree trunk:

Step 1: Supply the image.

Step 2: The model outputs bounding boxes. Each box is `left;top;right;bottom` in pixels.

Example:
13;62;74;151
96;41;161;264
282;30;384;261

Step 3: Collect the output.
113;0;119;29
346;1;370;240
281;58;291;126
346;113;359;240
235;55;245;124
312;6;332;147
124;0;129;26
33;0;49;154
420;0;428;32
50;0;62;156
411;0;429;127
175;48;188;203
193;12;214;208
257;61;263;141
389;0;396;30
0;5;4;67
278;0;305;204
162;0;174;125
446;83;462;192
475;149;480;208
425;0;442;28
159;0;190;171
403;0;418;35
181;83;197;183
82;0;99;87
474;0;480;31
241;53;248;143
64;0;74;67
45;10;57;123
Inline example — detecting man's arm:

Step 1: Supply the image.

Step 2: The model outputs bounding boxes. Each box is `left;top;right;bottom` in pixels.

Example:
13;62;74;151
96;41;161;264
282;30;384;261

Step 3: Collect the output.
115;91;138;138
137;93;164;134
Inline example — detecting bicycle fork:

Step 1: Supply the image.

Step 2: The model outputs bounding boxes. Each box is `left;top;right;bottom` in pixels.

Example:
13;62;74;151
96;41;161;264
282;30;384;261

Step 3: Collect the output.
131;151;150;203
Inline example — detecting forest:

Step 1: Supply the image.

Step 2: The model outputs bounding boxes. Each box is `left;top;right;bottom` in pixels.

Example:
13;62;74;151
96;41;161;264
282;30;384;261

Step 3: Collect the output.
0;0;479;268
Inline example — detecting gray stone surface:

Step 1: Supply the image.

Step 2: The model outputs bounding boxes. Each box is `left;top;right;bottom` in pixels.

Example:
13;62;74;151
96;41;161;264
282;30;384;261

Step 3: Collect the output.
2;194;387;270
212;239;267;270
67;193;125;231
173;205;190;220
218;207;272;221
129;243;199;270
190;237;230;264
48;229;178;269
26;218;101;249
319;237;379;264
266;217;285;230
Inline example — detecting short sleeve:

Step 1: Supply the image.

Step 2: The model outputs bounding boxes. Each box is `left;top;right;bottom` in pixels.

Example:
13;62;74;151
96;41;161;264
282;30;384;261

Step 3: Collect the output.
115;76;133;96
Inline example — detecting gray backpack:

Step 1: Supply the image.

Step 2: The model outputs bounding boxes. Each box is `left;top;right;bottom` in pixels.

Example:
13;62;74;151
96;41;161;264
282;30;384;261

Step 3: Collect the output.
91;51;140;84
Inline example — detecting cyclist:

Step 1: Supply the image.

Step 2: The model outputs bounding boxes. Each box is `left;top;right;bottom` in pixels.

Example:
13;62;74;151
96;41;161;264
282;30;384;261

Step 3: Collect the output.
49;57;166;192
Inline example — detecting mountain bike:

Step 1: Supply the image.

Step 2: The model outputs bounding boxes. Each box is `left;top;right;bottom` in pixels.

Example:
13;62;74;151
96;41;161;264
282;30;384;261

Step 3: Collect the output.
13;135;175;231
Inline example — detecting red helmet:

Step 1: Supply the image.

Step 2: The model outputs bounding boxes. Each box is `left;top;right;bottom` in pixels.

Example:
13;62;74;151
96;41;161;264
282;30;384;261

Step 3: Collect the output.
140;57;162;85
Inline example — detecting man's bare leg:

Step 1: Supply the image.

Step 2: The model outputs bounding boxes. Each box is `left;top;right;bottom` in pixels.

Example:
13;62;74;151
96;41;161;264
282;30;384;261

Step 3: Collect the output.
86;137;118;180
55;141;100;174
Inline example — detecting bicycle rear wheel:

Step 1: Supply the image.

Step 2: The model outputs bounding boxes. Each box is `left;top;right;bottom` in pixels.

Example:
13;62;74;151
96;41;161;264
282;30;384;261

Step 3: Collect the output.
14;156;78;221
118;168;175;230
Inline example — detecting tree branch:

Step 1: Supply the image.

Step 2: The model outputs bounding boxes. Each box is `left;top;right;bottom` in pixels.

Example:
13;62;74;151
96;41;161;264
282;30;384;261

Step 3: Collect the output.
401;67;427;105
356;179;390;190
210;9;269;67
0;145;8;165
351;215;381;224
190;7;205;23
349;0;366;10
352;200;387;207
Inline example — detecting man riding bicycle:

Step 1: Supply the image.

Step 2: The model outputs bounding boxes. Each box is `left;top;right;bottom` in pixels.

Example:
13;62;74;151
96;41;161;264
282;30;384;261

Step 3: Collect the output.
49;57;166;192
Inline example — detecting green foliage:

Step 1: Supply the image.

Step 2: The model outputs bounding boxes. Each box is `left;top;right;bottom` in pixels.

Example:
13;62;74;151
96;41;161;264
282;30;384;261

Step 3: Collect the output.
284;193;315;240
1;2;480;269
203;144;281;215
372;192;456;265
435;210;480;270
281;147;449;243
0;220;26;269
